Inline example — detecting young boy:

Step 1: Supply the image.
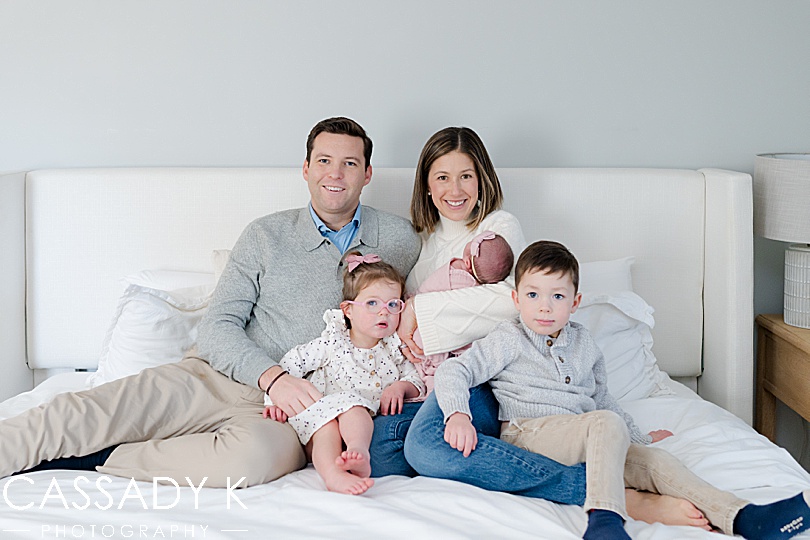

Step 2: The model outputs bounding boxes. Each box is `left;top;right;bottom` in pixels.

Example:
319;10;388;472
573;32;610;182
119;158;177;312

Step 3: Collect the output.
434;240;810;540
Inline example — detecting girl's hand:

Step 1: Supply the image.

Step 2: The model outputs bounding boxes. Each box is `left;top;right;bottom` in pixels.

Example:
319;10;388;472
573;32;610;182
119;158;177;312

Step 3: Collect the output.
380;381;408;415
263;405;288;423
444;412;477;457
649;429;673;443
397;298;423;360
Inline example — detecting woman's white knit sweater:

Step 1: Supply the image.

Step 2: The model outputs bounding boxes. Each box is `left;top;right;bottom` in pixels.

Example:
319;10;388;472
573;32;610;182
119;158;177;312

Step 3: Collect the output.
406;210;526;356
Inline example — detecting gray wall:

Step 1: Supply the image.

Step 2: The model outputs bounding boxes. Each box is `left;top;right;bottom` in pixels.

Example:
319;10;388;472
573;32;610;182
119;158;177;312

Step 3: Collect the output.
1;1;808;461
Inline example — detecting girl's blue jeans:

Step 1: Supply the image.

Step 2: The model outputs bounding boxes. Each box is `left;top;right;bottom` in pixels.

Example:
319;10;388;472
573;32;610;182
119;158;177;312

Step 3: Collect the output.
370;383;587;505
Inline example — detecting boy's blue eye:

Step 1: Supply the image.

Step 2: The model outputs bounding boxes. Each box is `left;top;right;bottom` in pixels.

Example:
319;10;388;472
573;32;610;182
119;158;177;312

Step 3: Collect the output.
527;292;537;299
553;294;565;300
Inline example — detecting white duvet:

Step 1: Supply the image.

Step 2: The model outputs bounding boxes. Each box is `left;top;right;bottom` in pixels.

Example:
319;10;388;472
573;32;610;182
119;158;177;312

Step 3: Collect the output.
1;374;809;540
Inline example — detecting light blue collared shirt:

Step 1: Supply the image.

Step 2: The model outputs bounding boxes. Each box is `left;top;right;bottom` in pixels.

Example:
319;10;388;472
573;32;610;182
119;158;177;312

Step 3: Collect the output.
309;203;362;255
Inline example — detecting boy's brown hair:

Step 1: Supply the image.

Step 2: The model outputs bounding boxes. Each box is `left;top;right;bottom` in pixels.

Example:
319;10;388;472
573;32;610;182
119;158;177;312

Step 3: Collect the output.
514;240;579;292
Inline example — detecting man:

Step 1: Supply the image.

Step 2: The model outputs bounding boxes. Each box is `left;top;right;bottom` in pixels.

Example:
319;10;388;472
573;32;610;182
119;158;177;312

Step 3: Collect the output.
0;117;421;487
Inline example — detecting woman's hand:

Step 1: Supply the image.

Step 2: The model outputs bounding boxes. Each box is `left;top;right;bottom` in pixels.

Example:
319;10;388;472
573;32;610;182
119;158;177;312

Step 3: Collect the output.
261;367;323;417
444;412;477;457
649;429;674;443
397;298;423;361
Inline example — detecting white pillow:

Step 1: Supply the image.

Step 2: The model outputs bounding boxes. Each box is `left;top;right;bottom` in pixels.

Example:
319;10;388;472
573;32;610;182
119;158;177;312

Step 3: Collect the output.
579;256;634;295
123;269;215;291
89;282;213;387
211;249;232;284
571;291;671;401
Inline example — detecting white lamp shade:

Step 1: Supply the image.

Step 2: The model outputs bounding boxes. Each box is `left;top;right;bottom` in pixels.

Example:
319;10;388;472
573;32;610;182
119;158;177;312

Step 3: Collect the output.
754;153;810;243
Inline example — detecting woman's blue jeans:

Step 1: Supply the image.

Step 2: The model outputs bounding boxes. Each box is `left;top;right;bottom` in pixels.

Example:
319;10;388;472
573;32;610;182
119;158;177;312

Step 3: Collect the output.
370;384;586;505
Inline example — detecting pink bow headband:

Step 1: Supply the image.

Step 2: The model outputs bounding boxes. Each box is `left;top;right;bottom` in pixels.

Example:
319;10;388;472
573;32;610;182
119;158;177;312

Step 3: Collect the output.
346;253;381;272
469;231;496;257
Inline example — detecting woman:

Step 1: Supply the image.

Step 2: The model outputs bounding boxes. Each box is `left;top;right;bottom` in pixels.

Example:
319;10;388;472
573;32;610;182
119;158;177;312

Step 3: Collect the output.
370;126;710;529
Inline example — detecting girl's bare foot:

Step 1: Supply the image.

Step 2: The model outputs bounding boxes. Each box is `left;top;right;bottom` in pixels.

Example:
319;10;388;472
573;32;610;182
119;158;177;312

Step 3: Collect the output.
322;469;375;495
336;448;371;478
626;489;712;531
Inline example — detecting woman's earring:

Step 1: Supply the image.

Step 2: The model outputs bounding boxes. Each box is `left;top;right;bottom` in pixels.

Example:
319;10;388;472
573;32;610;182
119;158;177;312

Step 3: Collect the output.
427;191;431;196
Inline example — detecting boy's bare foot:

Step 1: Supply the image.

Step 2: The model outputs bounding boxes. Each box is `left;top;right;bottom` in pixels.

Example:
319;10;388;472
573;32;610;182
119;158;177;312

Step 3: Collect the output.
626;489;712;531
322;469;374;495
336;448;371;478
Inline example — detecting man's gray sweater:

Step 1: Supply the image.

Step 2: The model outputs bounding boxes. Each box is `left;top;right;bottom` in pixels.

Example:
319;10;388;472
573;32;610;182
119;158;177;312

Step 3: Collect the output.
196;205;420;389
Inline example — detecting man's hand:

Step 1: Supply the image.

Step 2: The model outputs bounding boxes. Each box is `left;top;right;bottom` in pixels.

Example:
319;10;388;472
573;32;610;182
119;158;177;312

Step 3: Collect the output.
263;405;288;423
260;366;322;417
444;412;477;457
397;298;423;361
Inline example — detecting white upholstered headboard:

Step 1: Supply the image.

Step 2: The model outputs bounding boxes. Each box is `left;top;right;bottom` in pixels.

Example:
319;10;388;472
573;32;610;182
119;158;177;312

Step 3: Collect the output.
0;167;753;422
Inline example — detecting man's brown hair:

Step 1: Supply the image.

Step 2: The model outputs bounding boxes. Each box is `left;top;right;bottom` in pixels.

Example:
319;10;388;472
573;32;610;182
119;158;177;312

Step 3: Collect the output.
306;117;373;168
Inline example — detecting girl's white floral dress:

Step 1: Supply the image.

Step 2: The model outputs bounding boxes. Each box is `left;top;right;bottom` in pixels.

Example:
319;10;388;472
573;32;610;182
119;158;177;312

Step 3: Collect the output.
266;309;425;443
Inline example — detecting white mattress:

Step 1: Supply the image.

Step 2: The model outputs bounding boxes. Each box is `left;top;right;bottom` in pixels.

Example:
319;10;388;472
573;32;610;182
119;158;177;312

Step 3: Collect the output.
1;375;807;539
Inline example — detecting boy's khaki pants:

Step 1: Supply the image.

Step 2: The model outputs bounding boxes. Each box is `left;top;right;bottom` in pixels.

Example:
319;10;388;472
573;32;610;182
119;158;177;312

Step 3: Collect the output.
0;356;306;487
502;409;747;534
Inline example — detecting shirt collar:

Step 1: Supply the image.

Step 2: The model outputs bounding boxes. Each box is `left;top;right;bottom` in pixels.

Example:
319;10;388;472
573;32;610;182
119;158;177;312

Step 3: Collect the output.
308;203;362;234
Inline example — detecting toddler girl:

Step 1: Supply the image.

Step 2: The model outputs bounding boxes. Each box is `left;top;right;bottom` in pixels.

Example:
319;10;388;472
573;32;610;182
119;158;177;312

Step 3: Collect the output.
264;253;425;495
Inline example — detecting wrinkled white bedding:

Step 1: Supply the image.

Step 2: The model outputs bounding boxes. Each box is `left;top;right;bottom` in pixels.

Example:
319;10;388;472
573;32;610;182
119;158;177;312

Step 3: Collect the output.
1;374;808;540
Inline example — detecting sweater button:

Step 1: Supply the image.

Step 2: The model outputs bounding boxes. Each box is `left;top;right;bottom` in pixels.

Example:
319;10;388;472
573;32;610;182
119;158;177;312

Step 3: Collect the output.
559;357;564;363
565;376;571;384
546;339;553;347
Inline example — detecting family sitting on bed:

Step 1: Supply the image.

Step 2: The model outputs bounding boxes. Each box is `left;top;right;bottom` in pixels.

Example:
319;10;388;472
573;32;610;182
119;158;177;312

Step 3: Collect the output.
0;117;808;540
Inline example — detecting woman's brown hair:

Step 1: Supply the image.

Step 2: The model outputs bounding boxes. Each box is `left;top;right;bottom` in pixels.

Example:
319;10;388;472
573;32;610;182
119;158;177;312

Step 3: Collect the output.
410;127;503;234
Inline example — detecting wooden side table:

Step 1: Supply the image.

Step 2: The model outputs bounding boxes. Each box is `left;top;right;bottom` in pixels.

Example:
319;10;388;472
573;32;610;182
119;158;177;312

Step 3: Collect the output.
755;313;810;442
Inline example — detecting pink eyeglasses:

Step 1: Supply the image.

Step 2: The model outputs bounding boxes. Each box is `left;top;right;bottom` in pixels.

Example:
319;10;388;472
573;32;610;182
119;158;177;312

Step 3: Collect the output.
345;298;406;314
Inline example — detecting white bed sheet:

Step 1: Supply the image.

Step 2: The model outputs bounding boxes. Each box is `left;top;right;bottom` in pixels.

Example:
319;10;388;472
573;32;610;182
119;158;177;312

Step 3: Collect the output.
1;375;808;540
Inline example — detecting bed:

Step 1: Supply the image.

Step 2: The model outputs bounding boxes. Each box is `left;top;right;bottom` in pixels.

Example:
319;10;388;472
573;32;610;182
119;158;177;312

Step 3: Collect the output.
0;166;808;539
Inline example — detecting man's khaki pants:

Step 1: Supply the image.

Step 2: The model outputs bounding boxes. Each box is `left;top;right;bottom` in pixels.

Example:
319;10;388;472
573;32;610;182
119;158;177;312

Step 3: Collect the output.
0;357;306;487
502;409;747;534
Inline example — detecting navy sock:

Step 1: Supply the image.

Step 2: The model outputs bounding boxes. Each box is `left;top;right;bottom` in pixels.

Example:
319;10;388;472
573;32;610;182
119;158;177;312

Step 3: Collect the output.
734;492;810;540
583;509;631;540
15;445;119;475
